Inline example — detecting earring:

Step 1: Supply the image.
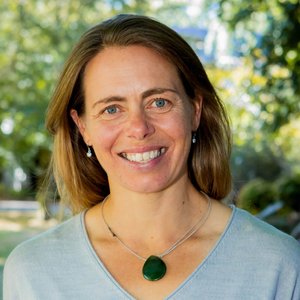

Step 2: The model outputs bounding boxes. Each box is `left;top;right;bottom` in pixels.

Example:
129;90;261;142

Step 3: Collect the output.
86;146;92;158
192;132;197;144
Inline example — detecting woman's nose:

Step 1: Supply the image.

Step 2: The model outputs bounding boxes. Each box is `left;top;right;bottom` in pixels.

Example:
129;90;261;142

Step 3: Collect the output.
125;111;155;140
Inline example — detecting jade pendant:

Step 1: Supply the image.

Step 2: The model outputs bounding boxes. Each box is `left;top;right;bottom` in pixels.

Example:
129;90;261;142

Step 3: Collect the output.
142;255;167;281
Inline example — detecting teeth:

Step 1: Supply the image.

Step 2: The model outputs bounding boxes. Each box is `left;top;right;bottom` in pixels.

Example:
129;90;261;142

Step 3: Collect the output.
150;151;155;159
136;153;143;161
143;152;150;161
122;148;165;163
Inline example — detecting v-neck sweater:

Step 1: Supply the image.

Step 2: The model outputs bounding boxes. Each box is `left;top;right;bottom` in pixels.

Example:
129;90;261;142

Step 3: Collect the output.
3;206;300;299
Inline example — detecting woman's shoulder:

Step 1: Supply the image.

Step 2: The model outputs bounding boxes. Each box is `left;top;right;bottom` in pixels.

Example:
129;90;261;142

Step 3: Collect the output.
231;206;300;262
4;212;84;270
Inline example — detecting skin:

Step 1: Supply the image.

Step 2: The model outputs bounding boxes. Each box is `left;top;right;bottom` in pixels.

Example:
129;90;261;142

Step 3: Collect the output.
71;45;232;299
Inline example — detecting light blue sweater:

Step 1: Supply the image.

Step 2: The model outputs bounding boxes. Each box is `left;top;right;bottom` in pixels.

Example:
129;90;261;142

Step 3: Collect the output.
3;206;300;299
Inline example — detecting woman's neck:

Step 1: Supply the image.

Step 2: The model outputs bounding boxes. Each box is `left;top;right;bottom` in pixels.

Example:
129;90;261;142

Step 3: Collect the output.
102;179;209;252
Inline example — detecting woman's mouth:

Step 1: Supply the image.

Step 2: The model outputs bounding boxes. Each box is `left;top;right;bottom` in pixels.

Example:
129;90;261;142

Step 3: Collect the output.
120;147;166;163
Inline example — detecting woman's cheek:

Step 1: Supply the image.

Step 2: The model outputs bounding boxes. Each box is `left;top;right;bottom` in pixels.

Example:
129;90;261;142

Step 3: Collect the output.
91;123;121;151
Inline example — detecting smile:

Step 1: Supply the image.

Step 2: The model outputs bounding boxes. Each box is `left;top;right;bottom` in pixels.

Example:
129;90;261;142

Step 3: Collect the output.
120;148;166;163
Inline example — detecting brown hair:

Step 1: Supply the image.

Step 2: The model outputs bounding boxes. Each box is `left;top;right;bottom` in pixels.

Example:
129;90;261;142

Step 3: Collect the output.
45;14;231;214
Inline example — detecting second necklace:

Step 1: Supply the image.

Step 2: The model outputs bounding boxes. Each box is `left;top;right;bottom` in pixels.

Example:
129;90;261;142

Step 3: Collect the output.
101;193;212;281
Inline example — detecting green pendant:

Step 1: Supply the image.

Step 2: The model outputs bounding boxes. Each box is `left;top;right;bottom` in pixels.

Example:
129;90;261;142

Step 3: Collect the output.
142;255;167;281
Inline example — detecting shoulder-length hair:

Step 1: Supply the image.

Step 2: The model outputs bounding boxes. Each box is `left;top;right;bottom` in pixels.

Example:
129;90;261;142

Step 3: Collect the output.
45;14;231;214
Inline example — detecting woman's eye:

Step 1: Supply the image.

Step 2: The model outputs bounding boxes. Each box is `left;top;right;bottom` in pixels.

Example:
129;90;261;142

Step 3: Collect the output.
104;105;118;114
153;98;167;108
97;105;121;120
148;97;172;113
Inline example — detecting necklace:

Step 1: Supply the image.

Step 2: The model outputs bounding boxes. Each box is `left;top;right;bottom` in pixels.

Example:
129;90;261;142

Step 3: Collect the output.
101;192;212;281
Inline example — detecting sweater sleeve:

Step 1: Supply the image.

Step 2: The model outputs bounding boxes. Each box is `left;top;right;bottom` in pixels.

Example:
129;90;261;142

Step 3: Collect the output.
3;248;27;300
274;247;300;300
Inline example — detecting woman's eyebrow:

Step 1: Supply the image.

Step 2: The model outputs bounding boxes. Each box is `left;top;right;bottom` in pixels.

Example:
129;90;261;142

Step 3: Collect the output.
141;87;178;98
92;87;178;109
92;96;125;108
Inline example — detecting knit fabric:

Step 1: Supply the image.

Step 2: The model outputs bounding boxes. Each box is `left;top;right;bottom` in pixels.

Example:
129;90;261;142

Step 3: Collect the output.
3;206;300;299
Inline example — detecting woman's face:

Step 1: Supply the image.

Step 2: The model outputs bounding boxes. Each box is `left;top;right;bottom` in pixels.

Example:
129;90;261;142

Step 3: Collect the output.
72;45;201;194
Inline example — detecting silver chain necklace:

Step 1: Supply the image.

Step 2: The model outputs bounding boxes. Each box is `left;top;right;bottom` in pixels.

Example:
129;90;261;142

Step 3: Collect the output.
101;192;212;281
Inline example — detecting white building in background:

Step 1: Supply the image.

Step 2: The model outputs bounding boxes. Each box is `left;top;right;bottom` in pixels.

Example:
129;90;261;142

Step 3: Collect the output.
172;1;242;69
173;23;241;68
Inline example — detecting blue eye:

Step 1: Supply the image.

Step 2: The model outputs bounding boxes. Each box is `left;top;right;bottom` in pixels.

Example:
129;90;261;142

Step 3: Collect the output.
105;106;118;114
154;99;166;108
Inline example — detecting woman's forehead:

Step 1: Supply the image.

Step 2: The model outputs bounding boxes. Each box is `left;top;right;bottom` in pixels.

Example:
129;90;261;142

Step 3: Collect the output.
83;45;186;104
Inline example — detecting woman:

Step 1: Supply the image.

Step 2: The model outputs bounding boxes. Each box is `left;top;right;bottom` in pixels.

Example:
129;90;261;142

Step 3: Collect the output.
4;14;300;299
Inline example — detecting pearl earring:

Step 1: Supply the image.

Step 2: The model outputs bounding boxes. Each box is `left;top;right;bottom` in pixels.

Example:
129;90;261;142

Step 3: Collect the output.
192;132;197;144
87;146;92;158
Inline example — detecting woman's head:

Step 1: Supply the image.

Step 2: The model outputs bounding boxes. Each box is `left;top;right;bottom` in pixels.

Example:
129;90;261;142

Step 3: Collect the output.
46;14;231;213
70;45;202;196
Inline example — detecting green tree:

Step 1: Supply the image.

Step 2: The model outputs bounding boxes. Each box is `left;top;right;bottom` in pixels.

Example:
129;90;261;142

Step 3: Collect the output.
213;0;300;131
202;0;300;197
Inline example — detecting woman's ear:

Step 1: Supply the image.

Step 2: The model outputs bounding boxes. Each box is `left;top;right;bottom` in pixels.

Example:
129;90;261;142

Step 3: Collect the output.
192;94;203;131
70;109;91;144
